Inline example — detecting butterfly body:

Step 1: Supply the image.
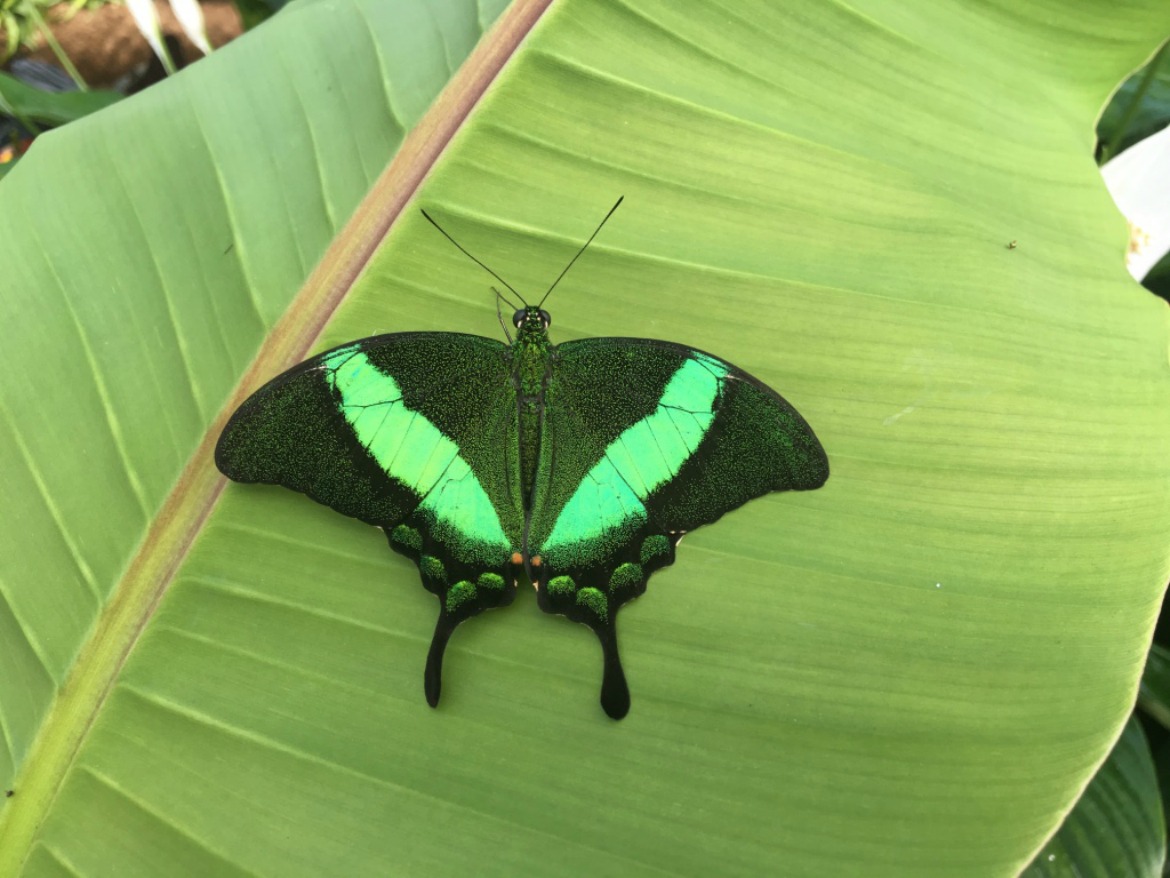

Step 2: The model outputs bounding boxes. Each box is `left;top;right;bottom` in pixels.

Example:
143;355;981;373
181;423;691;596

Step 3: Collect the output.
514;308;553;512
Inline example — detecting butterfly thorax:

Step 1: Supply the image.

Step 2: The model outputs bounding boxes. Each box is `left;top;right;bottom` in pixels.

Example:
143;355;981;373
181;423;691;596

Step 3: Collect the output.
511;308;553;511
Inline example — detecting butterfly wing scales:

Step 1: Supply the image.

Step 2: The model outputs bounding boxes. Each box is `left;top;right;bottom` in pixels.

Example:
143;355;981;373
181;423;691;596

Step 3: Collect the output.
529;337;828;717
216;331;525;705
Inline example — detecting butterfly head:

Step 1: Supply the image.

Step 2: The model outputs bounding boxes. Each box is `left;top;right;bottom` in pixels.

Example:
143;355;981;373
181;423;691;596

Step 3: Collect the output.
513;306;551;334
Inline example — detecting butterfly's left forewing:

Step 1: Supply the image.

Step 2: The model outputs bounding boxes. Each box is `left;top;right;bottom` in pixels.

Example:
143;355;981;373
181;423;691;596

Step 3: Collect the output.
216;332;525;704
528;337;828;717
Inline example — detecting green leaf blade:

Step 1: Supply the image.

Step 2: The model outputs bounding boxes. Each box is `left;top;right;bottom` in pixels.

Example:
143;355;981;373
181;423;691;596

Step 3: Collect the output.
0;0;509;871
1023;716;1166;878
3;0;1170;875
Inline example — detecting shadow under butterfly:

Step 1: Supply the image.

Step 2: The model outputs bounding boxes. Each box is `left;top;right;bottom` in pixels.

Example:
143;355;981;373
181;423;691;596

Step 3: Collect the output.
215;198;830;719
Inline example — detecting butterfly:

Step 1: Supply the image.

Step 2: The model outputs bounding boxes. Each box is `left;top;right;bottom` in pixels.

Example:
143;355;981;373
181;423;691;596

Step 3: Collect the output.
215;199;829;719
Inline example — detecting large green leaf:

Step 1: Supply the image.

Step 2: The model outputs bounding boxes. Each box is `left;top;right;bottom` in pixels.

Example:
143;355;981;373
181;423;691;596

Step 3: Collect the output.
1098;43;1170;162
0;71;121;128
2;0;1169;875
1023;715;1166;877
0;0;513;869
1140;642;1170;728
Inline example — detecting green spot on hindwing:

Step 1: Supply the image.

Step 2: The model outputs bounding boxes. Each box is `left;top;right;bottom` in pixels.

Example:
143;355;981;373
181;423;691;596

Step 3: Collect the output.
609;562;643;593
640;534;670;566
446;580;477;613
390;524;422;554
420;555;446;585
477;572;505;591
576;587;608;621
548;575;577;598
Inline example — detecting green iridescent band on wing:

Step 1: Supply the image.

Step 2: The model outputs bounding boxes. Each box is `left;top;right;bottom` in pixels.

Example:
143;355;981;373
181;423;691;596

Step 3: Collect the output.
321;347;512;564
540;354;727;562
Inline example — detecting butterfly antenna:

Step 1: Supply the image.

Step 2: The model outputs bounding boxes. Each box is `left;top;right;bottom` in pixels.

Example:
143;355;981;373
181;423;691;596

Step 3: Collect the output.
492;284;520;311
421;209;526;304
492;287;514;343
537;196;624;309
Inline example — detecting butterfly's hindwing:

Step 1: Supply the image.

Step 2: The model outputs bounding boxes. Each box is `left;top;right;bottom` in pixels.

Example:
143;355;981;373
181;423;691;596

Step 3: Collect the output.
216;332;527;701
528;338;829;717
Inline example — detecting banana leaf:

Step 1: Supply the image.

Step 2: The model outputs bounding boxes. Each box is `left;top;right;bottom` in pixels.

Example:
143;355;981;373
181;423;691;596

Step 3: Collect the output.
1;1;1168;875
